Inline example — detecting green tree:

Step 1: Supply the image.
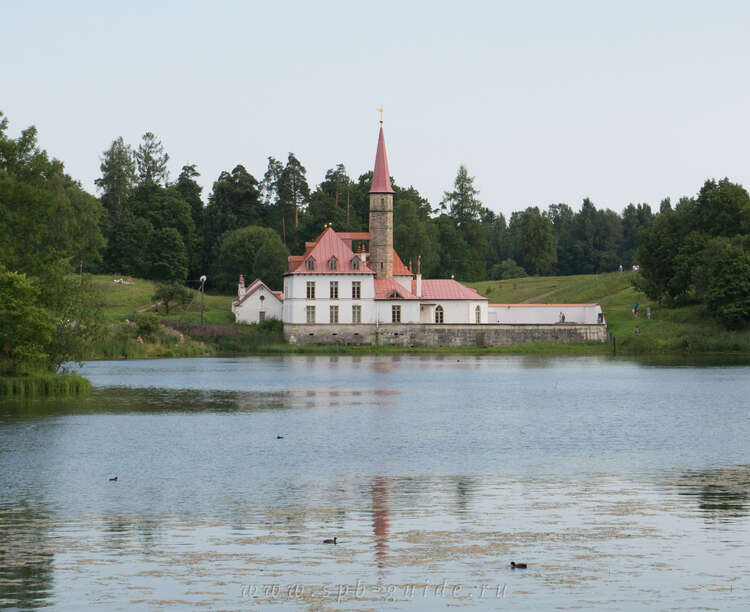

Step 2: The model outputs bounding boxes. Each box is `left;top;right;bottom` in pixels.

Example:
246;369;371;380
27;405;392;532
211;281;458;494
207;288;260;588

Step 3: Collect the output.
214;226;289;292
127;182;194;261
104;211;154;277
278;153;309;247
152;282;192;315
394;198;440;277
436;215;470;280
175;164;204;279
547;203;576;275
0;268;54;374
490;258;527;280
441;165;482;227
95;136;136;216
149;228;188;282
204;165;263;268
700;236;750;329
135;132;169;185
0;112;105;372
621;203;654;267
253;237;291;290
513;207;557;275
695;178;750;237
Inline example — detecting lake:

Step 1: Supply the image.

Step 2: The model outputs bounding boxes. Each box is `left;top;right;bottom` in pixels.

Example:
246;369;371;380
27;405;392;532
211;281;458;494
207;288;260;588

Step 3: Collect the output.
2;355;750;610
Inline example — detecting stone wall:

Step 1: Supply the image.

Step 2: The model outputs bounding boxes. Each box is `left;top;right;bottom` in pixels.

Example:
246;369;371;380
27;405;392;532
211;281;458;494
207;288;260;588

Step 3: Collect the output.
284;323;607;347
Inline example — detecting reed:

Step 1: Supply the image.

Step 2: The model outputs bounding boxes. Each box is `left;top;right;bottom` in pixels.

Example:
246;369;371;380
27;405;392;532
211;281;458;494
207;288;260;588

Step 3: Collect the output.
0;373;91;396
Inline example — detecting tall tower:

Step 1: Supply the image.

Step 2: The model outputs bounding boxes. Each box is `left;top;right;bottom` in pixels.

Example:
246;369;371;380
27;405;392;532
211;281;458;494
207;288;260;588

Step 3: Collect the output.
369;124;394;279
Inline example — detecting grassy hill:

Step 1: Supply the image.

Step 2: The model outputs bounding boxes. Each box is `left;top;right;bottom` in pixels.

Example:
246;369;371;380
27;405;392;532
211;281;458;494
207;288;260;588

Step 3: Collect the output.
92;275;234;325
467;272;750;355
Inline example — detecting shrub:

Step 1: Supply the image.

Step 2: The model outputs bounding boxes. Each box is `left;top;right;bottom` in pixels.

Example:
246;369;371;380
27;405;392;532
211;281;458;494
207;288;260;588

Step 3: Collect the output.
135;312;161;338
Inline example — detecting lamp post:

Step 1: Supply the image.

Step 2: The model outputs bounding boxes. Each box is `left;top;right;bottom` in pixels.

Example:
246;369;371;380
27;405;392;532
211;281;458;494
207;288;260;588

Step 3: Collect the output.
199;275;207;325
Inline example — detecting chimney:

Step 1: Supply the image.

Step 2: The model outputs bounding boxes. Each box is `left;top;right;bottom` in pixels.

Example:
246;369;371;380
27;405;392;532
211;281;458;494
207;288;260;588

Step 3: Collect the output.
238;274;246;298
416;255;422;298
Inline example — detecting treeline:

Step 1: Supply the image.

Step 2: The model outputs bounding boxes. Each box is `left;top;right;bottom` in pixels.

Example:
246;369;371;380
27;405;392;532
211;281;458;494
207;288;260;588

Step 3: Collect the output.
93;132;660;293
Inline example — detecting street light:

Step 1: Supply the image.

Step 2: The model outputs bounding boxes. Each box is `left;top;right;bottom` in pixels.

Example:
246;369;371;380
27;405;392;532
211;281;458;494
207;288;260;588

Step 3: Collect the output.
199;275;207;325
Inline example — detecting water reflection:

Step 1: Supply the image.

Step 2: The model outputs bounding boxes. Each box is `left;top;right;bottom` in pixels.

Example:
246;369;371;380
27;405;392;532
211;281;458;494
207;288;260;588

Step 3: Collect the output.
371;477;391;577
668;466;750;522
0;503;55;609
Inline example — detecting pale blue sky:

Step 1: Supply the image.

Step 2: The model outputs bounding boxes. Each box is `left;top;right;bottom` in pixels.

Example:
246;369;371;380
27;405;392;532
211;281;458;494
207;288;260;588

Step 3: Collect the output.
3;1;750;217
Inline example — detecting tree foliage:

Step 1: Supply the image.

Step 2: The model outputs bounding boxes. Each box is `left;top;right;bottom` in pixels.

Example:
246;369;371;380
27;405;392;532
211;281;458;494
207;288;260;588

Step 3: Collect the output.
0;268;54;373
636;178;750;328
95;137;136;216
214;226;289;292
0;111;105;373
135;132;169;186
153;282;192;315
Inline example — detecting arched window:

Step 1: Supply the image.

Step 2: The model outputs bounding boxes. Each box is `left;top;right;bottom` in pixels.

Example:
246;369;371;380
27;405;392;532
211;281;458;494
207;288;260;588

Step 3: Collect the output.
328;256;337;270
475;305;481;324
306;258;315;271
435;305;444;324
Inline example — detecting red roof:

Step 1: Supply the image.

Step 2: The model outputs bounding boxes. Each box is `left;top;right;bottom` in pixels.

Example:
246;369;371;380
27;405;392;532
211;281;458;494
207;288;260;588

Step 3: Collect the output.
234;278;284;306
286;226;374;275
393;250;411;276
369;127;394;194
374;278;419;300
420;279;486;300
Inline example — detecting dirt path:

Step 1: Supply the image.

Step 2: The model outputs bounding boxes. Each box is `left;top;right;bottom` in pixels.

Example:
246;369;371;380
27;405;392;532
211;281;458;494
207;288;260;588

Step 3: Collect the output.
136;302;157;313
520;289;558;303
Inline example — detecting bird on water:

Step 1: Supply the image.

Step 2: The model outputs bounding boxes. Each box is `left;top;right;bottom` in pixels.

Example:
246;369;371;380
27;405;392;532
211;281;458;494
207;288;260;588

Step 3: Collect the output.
277;435;284;439
323;537;337;544
109;476;118;482
510;561;527;569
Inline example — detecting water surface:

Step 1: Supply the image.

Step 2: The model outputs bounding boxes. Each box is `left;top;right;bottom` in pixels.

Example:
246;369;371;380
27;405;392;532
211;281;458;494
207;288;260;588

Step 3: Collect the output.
2;355;750;610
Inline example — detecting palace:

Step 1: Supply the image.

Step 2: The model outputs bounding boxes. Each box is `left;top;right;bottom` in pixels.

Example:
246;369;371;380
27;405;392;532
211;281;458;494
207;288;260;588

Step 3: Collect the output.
232;124;606;347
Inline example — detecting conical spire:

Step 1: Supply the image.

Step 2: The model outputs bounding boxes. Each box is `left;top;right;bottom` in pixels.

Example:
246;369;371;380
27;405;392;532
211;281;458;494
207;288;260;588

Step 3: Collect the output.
369;127;394;194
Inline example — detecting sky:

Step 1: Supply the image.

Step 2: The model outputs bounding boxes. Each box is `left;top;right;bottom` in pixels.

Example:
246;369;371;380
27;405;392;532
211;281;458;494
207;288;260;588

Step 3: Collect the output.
3;0;750;218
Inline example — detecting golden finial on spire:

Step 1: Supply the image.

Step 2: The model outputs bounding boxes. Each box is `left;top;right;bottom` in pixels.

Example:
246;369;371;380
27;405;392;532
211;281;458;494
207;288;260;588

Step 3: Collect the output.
377;107;384;124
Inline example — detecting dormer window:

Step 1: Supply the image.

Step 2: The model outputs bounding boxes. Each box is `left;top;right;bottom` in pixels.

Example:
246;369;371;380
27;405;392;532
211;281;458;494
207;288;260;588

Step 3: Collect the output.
351;256;360;270
306;258;315;271
328;256;338;270
389;290;401;299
